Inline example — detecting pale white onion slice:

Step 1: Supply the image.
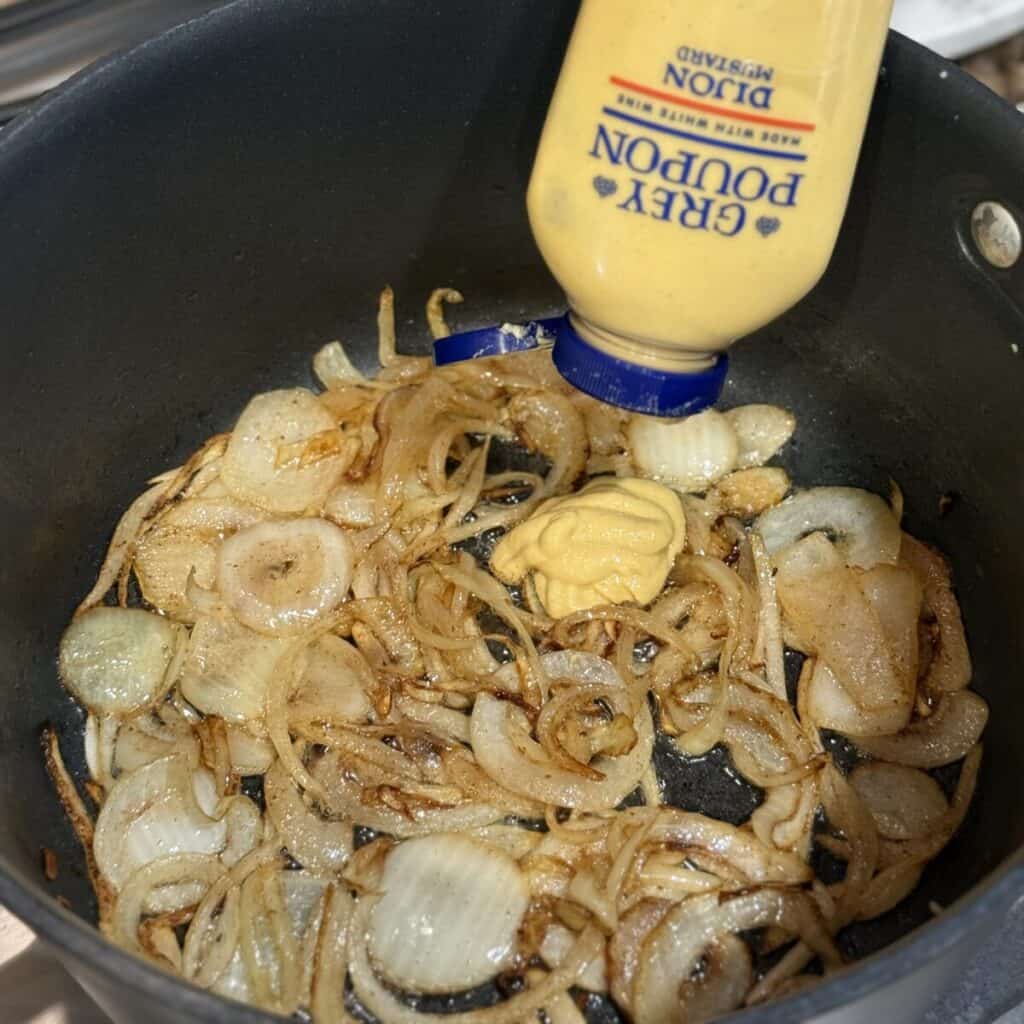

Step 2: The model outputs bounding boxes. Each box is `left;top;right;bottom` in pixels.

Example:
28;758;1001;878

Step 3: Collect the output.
292;633;373;725
849;762;948;840
859;563;922;694
466;824;544;862
854;691;989;768
394;695;471;745
113;707;200;774
369;834;530;993
648;809;812;884
225;724;275;776
221;388;347;513
221;796;264;867
802;661;909;738
352;897;602;1024
84;714;117;788
629;410;738;493
178;613;293;728
313;340;367;388
492;648;625;694
265;759;352;876
113;853;225;956
94;755;227;893
217;518;353;636
470;692;654;812
609;901;672;1012
540;923;608;993
756;487;900;569
723;404;796;469
59;607;184;716
775;534;911;725
211;948;253;1005
134;497;267;622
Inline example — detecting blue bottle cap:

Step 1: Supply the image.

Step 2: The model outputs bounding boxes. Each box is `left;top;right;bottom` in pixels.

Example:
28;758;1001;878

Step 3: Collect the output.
433;313;727;417
552;317;728;417
433;317;562;365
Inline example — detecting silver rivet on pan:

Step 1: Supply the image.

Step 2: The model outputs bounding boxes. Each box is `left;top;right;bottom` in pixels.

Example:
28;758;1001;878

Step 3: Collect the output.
971;201;1021;269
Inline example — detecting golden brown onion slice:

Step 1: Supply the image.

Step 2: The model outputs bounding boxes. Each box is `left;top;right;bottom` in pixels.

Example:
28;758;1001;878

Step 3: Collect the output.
264;759;352;876
775;533;912;728
94;755;228;898
470;691;654;812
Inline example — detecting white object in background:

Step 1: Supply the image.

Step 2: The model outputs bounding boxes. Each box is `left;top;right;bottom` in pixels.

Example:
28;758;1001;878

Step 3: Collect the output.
0;908;109;1024
893;0;1024;58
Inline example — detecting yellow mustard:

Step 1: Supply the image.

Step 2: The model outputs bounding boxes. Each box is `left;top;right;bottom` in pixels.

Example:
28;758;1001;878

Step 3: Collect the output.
528;0;894;374
490;477;686;618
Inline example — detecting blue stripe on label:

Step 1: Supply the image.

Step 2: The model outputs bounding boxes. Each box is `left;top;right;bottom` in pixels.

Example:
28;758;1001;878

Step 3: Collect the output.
601;107;809;163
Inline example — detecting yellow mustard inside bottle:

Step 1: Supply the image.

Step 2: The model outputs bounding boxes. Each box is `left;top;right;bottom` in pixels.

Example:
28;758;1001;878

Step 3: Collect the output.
490;477;685;618
528;0;894;416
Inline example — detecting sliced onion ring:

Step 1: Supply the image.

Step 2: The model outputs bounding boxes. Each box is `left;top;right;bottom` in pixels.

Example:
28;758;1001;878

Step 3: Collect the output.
218;518;354;637
632;890;837;1024
854;691;988;768
350;893;603;1024
368;834;530;993
112;853;225;955
265;759;352;876
756;486;900;568
471;692;654;812
221;388;348;514
724;404;796;469
849;762;948;840
629;409;738;493
59;607;184;716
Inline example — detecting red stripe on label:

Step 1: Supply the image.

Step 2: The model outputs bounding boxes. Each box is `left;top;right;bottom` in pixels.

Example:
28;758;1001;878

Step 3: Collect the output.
610;76;817;133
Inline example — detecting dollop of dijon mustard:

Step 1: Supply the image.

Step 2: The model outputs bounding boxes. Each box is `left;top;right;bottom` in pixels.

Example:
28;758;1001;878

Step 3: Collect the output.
490;477;686;618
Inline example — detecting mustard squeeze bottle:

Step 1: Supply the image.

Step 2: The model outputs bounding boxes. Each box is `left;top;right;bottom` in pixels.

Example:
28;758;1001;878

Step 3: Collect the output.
523;0;895;416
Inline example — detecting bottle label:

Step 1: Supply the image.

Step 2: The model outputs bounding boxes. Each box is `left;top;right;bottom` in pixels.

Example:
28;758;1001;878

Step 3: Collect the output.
587;44;814;239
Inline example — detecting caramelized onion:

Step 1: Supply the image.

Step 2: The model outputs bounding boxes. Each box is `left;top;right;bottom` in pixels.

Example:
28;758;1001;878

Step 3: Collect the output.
757;487;900;568
849;762;948;840
221;389;348;514
854;691;988;768
52;293;987;1022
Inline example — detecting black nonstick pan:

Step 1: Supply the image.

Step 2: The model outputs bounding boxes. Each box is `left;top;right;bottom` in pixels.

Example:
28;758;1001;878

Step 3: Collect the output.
0;2;1022;1022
